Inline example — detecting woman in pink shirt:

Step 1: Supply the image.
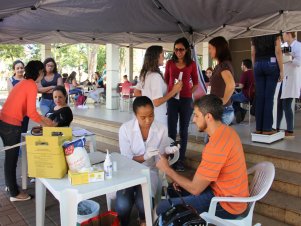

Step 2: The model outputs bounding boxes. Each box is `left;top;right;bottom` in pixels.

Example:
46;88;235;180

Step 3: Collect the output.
165;37;199;172
0;60;54;202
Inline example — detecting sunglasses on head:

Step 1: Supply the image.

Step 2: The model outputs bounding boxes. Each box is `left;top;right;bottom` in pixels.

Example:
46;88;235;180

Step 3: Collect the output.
174;48;185;52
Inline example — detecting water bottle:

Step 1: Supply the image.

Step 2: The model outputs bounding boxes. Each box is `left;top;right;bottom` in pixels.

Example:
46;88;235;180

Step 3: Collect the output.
103;149;113;179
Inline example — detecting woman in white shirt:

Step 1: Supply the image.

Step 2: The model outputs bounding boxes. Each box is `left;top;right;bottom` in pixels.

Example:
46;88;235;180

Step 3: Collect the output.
134;45;182;125
116;96;179;226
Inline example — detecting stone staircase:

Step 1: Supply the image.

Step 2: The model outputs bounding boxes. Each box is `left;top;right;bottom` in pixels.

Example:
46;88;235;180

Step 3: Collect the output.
72;115;301;225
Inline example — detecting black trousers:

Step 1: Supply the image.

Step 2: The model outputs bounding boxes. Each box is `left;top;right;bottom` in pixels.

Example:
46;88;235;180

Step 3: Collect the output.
0;120;22;197
167;98;193;161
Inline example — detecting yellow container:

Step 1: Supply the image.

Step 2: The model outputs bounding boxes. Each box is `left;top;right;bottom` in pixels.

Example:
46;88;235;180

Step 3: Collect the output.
43;127;72;138
68;170;105;185
26;128;72;178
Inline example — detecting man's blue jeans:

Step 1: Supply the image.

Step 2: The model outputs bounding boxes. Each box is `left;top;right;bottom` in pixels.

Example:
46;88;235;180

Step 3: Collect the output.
156;187;240;219
254;59;279;132
232;92;249;113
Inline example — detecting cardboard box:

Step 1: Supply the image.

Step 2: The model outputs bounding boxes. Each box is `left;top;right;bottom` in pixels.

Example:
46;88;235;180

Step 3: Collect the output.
68;170;105;185
26;128;72;178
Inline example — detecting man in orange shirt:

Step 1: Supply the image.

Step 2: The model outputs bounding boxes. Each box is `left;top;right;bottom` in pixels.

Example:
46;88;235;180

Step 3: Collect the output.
156;94;249;219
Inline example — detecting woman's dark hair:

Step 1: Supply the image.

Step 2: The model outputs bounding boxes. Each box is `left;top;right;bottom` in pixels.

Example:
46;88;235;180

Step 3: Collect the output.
43;57;58;74
24;60;44;81
140;45;163;84
193;94;224;121
133;96;154;114
12;60;25;70
171;37;193;66
66;71;77;83
209;36;232;63
53;85;67;97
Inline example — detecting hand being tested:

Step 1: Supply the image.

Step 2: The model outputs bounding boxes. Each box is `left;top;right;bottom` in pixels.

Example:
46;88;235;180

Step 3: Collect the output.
143;147;159;161
156;155;170;172
165;144;180;154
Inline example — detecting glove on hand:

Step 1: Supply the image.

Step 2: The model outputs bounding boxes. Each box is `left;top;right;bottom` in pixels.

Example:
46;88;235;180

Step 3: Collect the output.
144;147;159;160
165;144;180;154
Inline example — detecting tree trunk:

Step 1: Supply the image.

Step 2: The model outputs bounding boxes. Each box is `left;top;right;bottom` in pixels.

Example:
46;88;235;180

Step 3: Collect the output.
87;44;99;81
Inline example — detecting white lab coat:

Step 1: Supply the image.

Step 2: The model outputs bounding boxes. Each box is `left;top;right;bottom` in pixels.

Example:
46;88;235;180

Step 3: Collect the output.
281;40;301;99
136;72;168;125
119;118;170;197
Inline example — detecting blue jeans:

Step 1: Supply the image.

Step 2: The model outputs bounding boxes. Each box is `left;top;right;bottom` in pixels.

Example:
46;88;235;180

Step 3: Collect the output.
232;92;249;113
277;98;294;132
156;187;240;219
222;105;234;125
115;185;145;226
40;98;56;116
167;98;193;161
254;59;279;132
0;120;22;197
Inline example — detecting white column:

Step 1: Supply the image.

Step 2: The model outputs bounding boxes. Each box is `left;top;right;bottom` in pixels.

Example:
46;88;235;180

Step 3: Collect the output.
201;42;209;70
129;45;134;81
124;45;134;81
106;44;120;110
41;44;52;61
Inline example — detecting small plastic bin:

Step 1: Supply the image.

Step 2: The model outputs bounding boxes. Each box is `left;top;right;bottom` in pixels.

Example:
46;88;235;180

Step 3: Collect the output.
77;200;100;223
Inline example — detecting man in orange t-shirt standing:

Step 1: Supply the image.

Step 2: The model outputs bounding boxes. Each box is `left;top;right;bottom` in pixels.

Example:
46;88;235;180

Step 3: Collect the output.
156;94;249;219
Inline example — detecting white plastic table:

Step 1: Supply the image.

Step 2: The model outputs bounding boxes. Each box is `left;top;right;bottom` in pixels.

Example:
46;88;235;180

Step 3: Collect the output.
35;152;152;226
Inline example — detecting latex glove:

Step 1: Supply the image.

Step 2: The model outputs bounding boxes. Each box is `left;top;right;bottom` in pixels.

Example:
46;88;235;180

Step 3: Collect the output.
165;144;180;154
144;147;159;160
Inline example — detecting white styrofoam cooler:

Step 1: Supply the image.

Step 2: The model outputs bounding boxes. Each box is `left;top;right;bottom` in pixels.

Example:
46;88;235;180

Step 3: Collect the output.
251;131;285;144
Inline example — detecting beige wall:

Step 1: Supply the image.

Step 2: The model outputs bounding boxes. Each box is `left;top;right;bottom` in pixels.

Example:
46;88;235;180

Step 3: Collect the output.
229;38;251;82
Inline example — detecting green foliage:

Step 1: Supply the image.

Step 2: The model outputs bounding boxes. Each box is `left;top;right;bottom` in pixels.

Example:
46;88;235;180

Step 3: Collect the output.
26;44;41;60
0;44;25;63
52;44;88;73
97;45;106;73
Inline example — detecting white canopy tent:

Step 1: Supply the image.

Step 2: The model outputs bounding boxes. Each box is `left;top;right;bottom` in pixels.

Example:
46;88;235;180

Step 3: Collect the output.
1;0;301;46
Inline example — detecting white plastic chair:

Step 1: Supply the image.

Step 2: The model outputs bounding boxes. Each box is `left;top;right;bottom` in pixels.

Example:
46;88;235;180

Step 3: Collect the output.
200;161;275;226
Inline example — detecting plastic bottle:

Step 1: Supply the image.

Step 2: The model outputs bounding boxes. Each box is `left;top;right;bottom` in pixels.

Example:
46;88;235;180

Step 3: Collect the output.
103;149;113;179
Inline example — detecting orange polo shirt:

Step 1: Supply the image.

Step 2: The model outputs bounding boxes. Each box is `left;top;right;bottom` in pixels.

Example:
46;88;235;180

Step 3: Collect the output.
0;79;42;126
196;124;249;214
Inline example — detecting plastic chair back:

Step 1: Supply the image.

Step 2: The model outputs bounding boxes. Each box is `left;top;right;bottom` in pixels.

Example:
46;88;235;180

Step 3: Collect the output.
201;161;275;226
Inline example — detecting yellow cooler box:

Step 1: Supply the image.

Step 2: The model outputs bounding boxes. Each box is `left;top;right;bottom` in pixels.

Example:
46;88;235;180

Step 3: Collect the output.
26;127;72;178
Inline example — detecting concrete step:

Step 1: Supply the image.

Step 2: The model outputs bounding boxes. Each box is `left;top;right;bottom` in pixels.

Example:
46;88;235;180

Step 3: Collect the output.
253;213;291;226
243;144;301;174
256;190;301;225
247;162;301;198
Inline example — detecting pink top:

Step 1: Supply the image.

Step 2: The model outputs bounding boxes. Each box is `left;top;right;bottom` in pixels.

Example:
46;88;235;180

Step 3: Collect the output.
164;60;198;98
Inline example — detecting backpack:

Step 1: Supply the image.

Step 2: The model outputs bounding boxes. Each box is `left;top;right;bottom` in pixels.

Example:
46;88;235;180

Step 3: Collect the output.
154;204;206;226
154;186;206;226
76;94;87;106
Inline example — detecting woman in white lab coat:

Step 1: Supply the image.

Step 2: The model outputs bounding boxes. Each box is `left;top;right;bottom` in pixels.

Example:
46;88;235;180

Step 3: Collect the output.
134;45;182;125
277;32;301;137
116;96;179;226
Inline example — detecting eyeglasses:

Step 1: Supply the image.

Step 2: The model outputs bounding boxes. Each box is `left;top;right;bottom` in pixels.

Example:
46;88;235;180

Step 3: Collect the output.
174;48;186;52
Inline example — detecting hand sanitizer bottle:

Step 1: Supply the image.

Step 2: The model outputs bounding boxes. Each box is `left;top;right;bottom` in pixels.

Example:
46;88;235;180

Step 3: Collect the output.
103;149;113;179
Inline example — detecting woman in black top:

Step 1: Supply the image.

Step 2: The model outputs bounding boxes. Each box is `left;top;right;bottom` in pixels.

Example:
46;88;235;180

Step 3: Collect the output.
45;86;73;127
251;34;283;134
